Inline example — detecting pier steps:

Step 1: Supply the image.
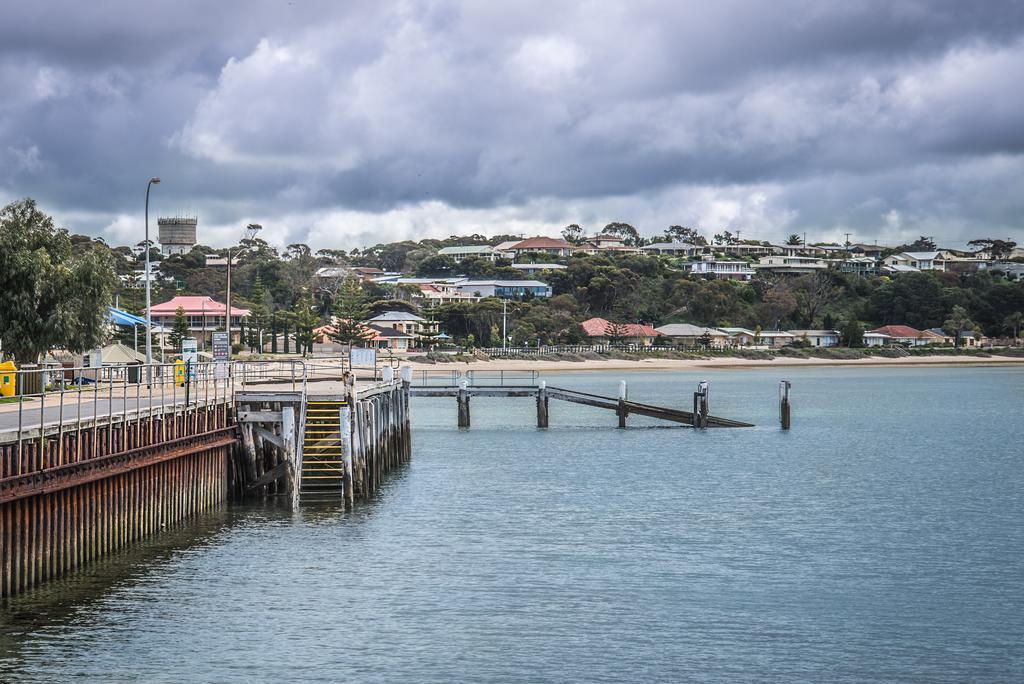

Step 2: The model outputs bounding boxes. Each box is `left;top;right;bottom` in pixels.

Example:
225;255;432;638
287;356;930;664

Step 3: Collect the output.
300;400;346;497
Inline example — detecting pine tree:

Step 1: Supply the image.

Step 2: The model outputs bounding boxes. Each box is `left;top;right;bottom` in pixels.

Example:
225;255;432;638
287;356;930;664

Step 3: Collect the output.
329;276;373;347
169;306;190;351
292;289;320;357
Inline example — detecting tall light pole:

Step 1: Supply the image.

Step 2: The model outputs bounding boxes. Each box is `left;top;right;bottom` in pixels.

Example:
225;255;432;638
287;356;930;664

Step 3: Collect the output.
144;177;161;374
226;223;262;357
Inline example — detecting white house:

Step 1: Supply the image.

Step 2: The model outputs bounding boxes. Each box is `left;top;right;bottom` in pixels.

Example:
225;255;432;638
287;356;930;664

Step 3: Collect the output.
510;263;567;276
863;332;891;347
655;324;732;347
882;251;946;272
688;260;756;281
787;330;841;347
454;280;552;299
718;327;795;347
437;245;506;262
753;256;831;275
640;242;706;257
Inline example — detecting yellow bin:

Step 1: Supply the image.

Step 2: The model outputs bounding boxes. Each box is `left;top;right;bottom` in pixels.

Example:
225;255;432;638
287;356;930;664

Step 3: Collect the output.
174;359;186;387
0;360;16;397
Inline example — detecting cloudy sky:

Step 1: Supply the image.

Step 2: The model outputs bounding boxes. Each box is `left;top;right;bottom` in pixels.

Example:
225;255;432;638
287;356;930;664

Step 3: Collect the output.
2;1;1023;250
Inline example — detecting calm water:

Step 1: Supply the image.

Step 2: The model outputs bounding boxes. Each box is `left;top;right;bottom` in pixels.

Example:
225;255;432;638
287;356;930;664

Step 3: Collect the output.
2;366;1023;682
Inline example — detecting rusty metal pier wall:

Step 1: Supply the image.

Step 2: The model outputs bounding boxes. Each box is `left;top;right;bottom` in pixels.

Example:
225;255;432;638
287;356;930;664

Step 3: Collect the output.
0;361;239;598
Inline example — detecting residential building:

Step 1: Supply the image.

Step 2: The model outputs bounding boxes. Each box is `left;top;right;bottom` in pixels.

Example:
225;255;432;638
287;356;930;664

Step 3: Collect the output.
416;283;480;304
509;263;567;276
753;256;831;275
688;259;755;281
575;234;643;255
640;242;704;257
655;324;732;347
118;267;163;289
863;332;891;347
502;237;575;259
848;243;890;259
882;251;946;272
718;327;795;347
365;325;416;351
437;245;506;262
455;280;552;299
839;257;881;277
352;266;387;282
867;325;930;346
366;311;438;339
581;318;662;346
150;295;249;346
989;262;1024;280
787;330;841;347
923;328;954;345
714;243;777;258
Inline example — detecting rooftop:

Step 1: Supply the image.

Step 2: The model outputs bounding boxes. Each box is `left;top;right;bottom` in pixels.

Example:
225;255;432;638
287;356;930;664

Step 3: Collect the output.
869;325;924;338
150;295;249;316
509;237;574;250
581;317;662;338
368;311;426;322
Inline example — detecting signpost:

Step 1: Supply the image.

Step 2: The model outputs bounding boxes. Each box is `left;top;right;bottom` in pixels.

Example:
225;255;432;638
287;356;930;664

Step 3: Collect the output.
212;331;229;380
349;347;377;371
182;338;198;379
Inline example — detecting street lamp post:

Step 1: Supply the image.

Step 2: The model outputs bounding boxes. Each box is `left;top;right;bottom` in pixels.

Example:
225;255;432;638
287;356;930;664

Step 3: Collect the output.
144;177;160;380
225;223;262;357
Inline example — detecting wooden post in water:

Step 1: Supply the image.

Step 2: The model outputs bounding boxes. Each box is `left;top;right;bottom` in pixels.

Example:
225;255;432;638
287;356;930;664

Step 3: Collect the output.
779;380;792;430
536;381;549;428
400;366;413;462
617;380;628;429
340;404;354;506
457;380;471;428
281;406;298;509
693;381;709;429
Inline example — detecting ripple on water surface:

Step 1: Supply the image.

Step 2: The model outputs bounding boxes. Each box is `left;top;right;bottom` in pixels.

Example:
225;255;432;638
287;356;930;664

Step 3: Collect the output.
1;367;1023;682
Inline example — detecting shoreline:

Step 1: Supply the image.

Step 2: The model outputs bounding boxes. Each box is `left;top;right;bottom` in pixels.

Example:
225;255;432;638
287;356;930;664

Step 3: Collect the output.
406;354;1024;373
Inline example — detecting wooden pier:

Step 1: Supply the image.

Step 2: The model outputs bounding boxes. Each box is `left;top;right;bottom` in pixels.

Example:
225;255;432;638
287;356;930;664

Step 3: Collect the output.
411;380;754;428
0;359;413;598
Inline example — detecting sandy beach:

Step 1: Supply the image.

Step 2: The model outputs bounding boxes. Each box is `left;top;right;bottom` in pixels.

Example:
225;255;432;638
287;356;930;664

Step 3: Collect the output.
405;354;1024;373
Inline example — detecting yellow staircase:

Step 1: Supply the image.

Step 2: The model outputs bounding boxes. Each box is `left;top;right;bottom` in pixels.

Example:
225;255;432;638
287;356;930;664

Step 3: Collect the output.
300;400;346;497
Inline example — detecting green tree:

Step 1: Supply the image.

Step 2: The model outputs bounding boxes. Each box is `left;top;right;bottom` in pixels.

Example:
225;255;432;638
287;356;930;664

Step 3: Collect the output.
169;306;190;351
840;320;864;348
292;289;320;356
0;198;117;362
329;276;373;346
713;230;741;245
943;305;975;349
1004;311;1024;340
785;234;803;246
968;238;1017;260
664;225;705;244
561;224;585;244
601;222;643;247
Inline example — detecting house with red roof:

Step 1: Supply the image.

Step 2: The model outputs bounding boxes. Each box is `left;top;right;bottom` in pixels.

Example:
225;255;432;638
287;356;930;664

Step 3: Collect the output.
503;236;575;258
581;317;663;346
867;325;931;346
150;295;250;347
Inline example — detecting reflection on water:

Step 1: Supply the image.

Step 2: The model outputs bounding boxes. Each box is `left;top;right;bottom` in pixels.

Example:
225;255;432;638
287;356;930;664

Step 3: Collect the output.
2;366;1023;683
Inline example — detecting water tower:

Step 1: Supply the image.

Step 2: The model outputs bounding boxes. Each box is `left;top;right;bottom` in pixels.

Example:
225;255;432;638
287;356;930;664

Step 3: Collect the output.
157;215;197;256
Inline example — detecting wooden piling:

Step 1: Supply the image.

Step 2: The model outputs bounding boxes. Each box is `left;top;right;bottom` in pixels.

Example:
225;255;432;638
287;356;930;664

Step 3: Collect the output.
779;380;792;430
457;381;471;428
617;380;628;429
536;381;549;428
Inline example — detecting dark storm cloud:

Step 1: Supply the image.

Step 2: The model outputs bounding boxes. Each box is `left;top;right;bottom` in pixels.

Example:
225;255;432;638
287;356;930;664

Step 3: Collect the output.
1;0;1023;247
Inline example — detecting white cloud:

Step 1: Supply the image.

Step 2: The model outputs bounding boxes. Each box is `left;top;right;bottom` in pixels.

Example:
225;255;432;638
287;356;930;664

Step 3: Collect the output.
506;35;586;91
